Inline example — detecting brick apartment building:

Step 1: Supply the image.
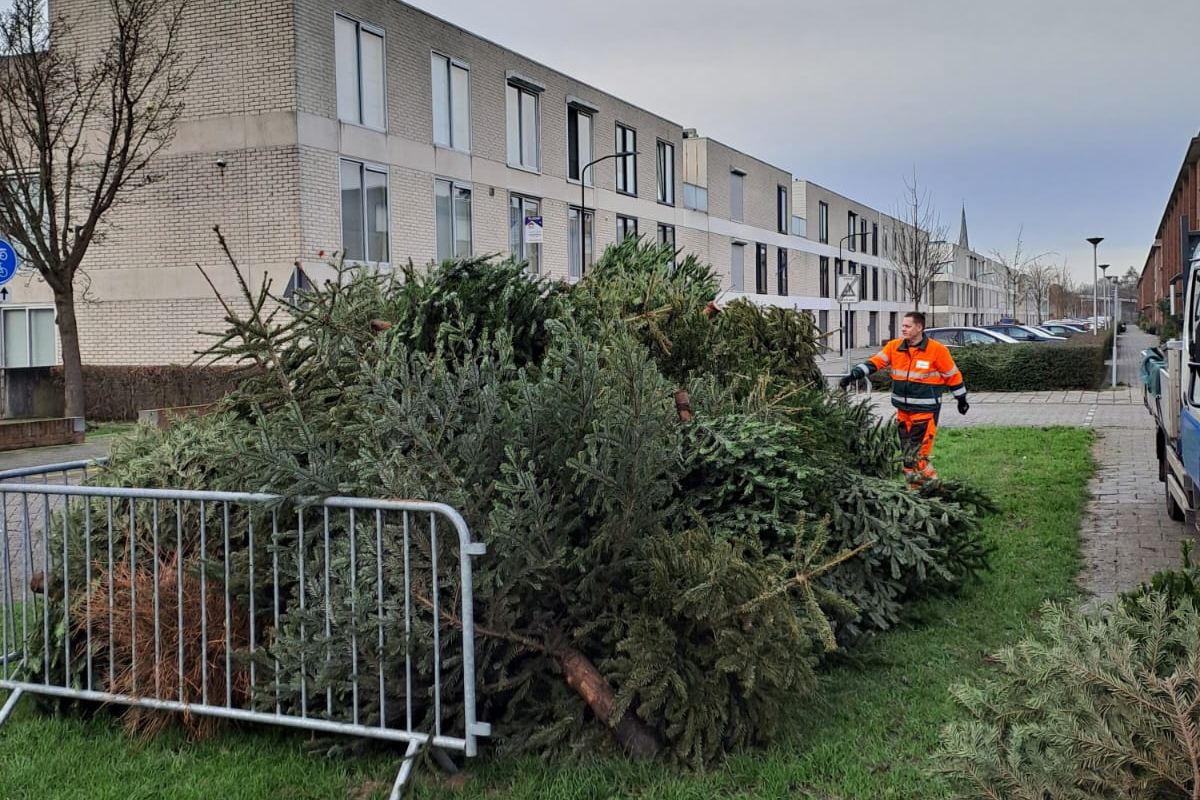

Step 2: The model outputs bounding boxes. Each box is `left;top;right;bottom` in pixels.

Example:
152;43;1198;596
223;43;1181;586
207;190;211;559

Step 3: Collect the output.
1138;136;1200;325
4;0;998;370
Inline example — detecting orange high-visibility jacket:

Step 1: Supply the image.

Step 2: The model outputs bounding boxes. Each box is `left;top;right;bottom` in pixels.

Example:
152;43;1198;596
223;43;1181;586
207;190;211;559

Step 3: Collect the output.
857;335;967;413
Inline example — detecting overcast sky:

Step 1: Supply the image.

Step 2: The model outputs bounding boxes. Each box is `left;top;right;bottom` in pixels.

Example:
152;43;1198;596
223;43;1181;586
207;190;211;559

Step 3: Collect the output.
408;0;1199;284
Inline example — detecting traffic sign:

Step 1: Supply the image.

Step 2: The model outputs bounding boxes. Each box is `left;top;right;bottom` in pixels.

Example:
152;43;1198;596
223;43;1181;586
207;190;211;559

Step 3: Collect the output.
835;273;860;304
0;239;17;287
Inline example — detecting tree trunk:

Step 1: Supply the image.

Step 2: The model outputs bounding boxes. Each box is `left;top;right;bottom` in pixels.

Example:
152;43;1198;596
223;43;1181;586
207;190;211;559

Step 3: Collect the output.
555;646;663;759
54;288;85;419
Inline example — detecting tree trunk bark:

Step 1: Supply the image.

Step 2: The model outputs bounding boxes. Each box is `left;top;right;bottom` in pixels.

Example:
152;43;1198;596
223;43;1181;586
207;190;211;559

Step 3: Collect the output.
53;288;85;419
555;647;662;759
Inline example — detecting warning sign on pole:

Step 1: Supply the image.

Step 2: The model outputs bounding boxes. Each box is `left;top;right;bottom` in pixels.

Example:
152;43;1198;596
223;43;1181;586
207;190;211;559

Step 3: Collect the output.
835;274;860;304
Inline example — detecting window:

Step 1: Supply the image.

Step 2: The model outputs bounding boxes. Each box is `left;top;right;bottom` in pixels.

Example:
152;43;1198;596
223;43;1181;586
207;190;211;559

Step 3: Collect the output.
567;104;593;183
682;182;707;211
509;194;541;275
860;218;868;253
730;170;744;222
656;140;674;204
335;15;385;129
859;263;867;299
871;223;879;256
818;201;829;244
754;244;768;294
434;179;471;263
777;185;788;233
615;124;636;195
568;206;593;280
777;247;788;295
847;211;857;251
431;53;469;150
820;256;830;298
872;267;879;300
616;215;637;242
1;306;56;367
506;81;540;170
819;310;829;337
730;242;745;291
791;215;805;237
340;159;389;263
657;223;674;248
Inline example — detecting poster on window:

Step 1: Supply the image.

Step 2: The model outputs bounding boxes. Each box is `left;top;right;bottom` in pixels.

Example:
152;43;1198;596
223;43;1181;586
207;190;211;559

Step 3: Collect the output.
524;216;543;244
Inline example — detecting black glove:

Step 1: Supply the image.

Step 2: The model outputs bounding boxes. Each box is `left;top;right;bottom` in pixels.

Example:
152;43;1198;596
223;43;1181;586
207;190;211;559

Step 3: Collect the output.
837;374;854;390
957;396;969;415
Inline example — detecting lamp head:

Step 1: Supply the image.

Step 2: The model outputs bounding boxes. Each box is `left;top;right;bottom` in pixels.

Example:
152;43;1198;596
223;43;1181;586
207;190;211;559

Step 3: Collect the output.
1087;236;1104;246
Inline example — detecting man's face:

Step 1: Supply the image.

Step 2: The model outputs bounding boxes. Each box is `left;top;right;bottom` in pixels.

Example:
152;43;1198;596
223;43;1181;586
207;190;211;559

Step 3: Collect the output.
901;316;923;343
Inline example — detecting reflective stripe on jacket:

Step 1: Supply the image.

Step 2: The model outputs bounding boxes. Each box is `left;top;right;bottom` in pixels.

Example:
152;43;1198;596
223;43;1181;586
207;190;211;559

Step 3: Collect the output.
860;334;966;413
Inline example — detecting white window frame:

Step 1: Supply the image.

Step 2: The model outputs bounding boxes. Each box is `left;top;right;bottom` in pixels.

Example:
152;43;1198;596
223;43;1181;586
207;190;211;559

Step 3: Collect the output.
434;178;472;263
682;181;707;211
656;140;675;205
0;305;57;368
509;194;542;275
334;14;386;130
339;158;390;265
506;77;542;172
431;52;470;151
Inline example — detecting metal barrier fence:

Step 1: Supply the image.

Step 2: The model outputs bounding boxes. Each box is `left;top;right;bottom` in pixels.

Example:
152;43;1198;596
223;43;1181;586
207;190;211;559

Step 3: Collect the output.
0;461;489;799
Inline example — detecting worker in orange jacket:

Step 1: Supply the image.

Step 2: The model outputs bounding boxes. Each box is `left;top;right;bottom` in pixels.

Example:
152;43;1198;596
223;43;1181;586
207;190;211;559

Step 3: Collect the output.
838;311;968;483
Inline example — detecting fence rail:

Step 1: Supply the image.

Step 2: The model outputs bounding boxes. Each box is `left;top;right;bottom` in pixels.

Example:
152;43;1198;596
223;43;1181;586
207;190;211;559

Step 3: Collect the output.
0;462;488;799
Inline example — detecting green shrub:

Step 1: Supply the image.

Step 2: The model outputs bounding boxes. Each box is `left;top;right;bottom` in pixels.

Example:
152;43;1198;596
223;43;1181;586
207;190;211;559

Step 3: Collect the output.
951;337;1107;391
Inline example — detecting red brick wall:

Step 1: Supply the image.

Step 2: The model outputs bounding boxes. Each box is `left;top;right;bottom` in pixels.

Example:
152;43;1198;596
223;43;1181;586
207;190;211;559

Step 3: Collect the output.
0;418;85;451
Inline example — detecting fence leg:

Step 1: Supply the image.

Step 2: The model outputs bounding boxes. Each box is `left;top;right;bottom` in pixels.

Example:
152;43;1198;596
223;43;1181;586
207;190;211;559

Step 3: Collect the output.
389;739;422;800
0;687;24;727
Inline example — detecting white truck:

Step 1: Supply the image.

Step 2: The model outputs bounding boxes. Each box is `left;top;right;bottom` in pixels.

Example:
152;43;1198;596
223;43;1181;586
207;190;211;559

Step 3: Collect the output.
1142;249;1200;523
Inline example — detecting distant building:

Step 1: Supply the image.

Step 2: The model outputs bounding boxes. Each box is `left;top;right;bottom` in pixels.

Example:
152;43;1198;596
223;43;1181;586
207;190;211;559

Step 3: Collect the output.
1138;135;1200;326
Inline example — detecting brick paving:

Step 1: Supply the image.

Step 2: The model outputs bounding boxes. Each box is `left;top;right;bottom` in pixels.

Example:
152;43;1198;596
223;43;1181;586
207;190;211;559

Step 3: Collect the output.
834;327;1190;607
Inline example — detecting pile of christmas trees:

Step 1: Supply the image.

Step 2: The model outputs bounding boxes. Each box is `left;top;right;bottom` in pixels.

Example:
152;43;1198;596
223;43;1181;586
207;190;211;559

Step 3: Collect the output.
46;236;992;765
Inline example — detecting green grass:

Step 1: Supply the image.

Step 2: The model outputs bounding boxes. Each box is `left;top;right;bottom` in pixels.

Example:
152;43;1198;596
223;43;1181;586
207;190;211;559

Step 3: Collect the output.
85;420;138;439
0;427;1093;800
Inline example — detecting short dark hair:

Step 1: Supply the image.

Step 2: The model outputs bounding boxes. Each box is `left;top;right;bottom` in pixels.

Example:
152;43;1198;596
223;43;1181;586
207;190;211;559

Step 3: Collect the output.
904;311;926;327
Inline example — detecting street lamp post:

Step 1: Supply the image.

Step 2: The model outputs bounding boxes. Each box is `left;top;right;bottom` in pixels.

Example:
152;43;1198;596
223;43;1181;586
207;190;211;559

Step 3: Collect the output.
578;150;638;278
835;231;862;357
1098;264;1110;328
1087;236;1103;335
1108;275;1120;387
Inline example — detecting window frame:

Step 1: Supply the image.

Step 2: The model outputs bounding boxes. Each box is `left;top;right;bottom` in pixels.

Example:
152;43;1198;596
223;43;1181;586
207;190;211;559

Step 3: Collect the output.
818;201;829;244
339;157;391;265
334;13;386;131
656;222;675;248
434;177;473;264
656;139;675;205
777;185;788;233
776;247;788;295
431;51;471;151
615;123;637;196
0;305;57;368
755;243;768;294
568;205;594;281
820;255;830;298
509;193;542;275
616;214;638;242
847;210;857;251
567;103;595;185
506;78;542;172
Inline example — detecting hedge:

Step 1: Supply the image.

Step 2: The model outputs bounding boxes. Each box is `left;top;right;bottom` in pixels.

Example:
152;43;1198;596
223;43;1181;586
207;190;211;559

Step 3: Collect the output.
48;365;248;421
868;334;1110;392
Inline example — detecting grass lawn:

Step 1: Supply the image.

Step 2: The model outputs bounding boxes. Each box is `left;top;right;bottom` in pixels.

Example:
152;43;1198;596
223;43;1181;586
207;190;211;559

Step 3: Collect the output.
0;427;1093;800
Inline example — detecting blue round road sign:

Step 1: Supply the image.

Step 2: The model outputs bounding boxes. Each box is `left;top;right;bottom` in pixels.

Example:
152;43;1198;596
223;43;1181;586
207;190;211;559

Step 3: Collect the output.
0;239;17;287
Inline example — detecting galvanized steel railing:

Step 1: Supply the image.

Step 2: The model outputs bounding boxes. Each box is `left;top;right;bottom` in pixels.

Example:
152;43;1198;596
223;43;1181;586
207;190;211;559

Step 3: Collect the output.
0;461;489;798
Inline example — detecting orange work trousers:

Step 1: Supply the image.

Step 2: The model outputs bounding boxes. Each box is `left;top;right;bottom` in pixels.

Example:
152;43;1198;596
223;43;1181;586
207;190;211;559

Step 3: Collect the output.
896;409;938;478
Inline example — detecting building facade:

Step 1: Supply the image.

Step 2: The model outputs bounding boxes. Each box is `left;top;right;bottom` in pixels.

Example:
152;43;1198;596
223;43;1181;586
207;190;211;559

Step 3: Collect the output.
2;1;1006;369
1138;136;1200;326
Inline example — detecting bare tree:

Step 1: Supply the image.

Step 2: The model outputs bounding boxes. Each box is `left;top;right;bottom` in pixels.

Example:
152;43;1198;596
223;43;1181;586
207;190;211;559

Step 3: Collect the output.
891;170;951;312
0;0;191;417
990;227;1049;321
1024;260;1059;324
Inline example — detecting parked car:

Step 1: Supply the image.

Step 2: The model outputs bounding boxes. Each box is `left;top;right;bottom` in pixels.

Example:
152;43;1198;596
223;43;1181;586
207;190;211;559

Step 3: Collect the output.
1037;323;1087;337
1045;318;1092;331
985;324;1067;342
925;326;1021;347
